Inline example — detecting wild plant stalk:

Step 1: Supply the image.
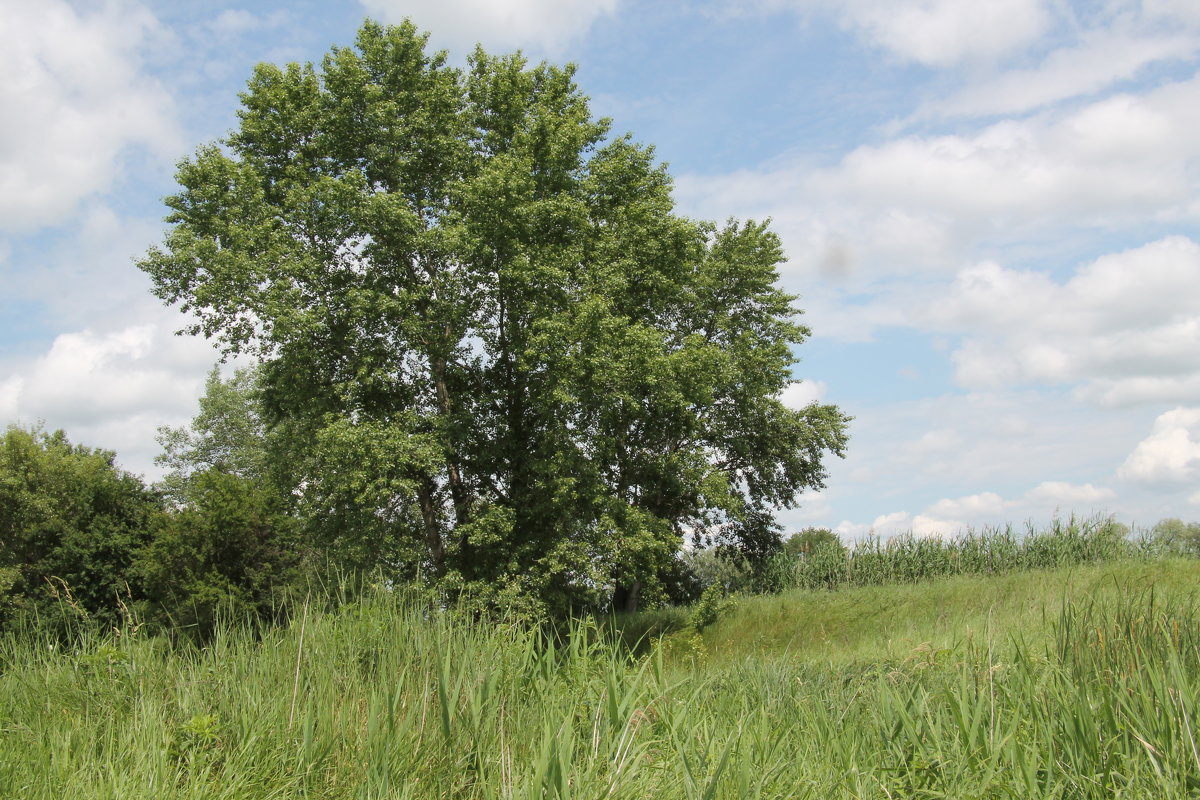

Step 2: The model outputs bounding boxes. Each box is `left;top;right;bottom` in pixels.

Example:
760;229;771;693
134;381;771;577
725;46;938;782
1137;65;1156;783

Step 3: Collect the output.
3;563;1200;798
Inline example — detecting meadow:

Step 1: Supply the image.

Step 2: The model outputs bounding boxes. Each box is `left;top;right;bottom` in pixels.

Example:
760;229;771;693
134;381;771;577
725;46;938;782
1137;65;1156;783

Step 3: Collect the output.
2;527;1200;798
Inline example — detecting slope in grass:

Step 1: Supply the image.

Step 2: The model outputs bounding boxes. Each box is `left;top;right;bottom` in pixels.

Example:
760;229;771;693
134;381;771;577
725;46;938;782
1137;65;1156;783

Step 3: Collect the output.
700;557;1200;665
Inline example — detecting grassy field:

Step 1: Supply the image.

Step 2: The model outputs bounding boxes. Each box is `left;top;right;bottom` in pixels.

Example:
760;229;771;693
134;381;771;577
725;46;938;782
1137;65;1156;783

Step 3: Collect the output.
2;557;1200;798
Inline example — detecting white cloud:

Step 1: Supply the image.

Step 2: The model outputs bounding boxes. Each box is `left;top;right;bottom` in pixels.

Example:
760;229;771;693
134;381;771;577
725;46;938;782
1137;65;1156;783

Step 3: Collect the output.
1118;407;1200;487
780;379;828;409
1079;375;1200;408
1144;0;1200;27
927;491;1006;519
2;323;223;477
825;93;1192;228
910;514;961;538
0;0;179;232
740;0;1050;66
678;72;1200;296
836;0;1051;67
922;28;1200;119
4;202;173;334
784;490;834;525
357;0;618;53
0;376;22;423
910;429;963;456
835;509;976;540
832;480;1119;542
933;237;1200;405
819;387;1151;535
1022;481;1116;506
836;509;911;541
207;9;288;37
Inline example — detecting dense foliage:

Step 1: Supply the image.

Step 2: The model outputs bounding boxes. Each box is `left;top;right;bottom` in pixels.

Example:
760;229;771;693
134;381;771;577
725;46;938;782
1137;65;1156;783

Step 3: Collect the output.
137;20;850;613
138;469;302;635
0;426;159;633
0;423;307;639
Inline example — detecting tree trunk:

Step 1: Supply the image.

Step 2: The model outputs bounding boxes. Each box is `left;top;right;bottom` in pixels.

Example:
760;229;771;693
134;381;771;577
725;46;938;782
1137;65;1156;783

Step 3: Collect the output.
612;581;641;614
416;476;445;576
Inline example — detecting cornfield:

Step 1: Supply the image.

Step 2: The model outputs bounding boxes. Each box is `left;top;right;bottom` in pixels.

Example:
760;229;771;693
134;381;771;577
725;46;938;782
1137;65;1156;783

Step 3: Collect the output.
784;515;1151;591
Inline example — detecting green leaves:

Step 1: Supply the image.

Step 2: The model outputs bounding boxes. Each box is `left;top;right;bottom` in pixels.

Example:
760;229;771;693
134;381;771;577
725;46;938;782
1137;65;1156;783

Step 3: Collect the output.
138;19;850;614
0;425;160;633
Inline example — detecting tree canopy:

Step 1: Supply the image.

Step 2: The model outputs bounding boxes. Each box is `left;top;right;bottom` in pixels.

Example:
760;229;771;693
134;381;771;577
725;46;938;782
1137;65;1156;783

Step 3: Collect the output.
139;19;850;613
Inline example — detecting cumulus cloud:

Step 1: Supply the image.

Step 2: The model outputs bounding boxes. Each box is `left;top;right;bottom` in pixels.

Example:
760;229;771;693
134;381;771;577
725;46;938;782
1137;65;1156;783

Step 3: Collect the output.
910;514;961;538
0;376;21;423
1143;0;1200;27
2;323;223;477
3;201;176;336
835;510;911;541
932;237;1200;405
676;73;1200;292
207;9;288;37
820;86;1198;230
875;391;1141;490
927;491;1006;519
739;0;1197;112
783;490;834;524
1118;407;1200;488
779;379;828;409
1022;481;1116;506
0;0;179;232
829;0;1050;67
735;0;1050;66
835;480;1119;542
357;0;618;53
910;429;964;456
834;509;974;540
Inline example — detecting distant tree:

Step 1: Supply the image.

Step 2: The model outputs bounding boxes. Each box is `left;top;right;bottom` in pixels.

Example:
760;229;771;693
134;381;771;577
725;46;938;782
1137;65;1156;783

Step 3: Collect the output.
784;527;842;558
682;546;749;593
1152;518;1200;556
156;365;275;504
150;368;306;633
139;20;850;614
0;425;160;632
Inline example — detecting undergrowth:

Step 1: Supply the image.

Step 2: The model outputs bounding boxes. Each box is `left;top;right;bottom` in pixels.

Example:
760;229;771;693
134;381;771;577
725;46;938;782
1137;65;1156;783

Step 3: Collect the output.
3;558;1200;798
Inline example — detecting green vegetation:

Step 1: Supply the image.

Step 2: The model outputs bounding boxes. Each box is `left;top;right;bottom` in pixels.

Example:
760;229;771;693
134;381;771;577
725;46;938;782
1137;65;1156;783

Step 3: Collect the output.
780;515;1143;591
0;426;159;635
5;17;1200;798
136;19;850;614
680;516;1148;597
3;559;1200;798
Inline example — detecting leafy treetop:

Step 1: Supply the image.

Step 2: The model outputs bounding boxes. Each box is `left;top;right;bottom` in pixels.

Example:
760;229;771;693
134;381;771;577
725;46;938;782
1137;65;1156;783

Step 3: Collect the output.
139;19;850;613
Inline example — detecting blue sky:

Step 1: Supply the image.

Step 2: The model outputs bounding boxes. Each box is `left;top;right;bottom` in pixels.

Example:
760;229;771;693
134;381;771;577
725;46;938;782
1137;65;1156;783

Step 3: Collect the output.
3;0;1200;539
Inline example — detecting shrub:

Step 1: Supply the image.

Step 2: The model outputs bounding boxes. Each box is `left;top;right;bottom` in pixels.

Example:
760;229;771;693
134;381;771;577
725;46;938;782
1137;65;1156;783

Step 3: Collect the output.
0;425;159;635
138;469;303;636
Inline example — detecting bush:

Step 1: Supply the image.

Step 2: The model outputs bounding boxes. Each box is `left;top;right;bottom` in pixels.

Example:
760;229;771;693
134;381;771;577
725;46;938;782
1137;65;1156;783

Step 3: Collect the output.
138;469;304;636
0;425;160;635
690;583;733;631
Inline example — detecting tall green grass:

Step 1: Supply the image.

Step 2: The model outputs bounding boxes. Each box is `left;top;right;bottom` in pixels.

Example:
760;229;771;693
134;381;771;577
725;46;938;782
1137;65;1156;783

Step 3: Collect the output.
3;561;1200;798
702;558;1200;664
780;515;1151;592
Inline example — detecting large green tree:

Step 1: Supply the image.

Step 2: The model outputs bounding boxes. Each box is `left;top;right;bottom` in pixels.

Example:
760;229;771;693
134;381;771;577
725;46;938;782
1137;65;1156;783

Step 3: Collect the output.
139;20;850;613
